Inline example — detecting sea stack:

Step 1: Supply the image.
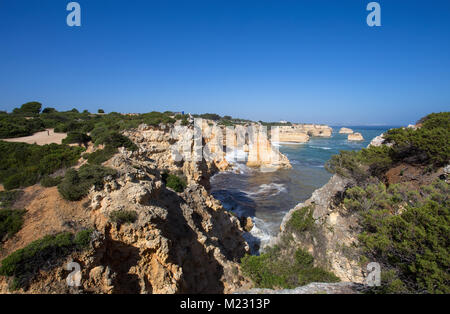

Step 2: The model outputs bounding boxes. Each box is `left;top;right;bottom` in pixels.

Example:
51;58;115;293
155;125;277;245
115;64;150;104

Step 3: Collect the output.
339;127;354;134
348;132;364;141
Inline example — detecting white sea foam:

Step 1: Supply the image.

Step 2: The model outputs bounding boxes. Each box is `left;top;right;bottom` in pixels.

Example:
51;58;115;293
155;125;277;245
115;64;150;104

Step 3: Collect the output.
311;146;331;150
245;216;275;253
244;183;287;198
274;141;306;146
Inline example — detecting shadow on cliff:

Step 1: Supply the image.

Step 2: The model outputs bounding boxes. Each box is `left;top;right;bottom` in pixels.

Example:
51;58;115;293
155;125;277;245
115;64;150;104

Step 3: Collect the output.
211;189;261;253
149;188;230;293
100;226;142;294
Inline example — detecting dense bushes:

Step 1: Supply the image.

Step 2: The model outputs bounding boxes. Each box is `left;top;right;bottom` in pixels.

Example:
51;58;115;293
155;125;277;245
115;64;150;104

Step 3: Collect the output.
96;132;137;151
241;245;339;289
12;102;42;117
85;146;118;165
0;115;45;138
62;132;91;145
40;175;63;187
0;209;26;241
0;190;23;208
353;180;449;294
109;210;138;225
384;113;449;166
0;141;83;190
162;172;187;192
57;164;116;201
0;230;93;290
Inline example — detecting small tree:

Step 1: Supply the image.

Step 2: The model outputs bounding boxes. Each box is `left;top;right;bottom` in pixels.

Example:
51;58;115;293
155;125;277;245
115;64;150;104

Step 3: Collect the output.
13;102;42;116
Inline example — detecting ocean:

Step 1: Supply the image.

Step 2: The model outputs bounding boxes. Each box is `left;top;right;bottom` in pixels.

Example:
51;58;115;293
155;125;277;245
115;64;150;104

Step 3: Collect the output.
210;126;394;253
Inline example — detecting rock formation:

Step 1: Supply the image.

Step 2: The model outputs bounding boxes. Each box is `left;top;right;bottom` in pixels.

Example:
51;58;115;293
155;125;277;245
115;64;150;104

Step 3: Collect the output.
339;127;354;134
1;122;269;294
273;175;365;283
278;127;310;143
348;132;364;141
278;124;332;139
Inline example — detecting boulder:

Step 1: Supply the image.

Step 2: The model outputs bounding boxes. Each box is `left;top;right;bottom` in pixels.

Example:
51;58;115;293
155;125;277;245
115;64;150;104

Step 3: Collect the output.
348;132;364;141
339;127;354;134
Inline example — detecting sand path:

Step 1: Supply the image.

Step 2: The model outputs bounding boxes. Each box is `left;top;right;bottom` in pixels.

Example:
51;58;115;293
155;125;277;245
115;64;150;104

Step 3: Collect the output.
1;129;67;145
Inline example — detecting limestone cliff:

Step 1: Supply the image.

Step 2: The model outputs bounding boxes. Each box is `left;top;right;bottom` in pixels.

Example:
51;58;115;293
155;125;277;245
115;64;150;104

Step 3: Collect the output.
0;123;262;294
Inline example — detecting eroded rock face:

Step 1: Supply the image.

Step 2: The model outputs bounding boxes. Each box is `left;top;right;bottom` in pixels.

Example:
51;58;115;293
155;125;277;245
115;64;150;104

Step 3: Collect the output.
274;175;365;284
0;125;255;294
85;148;251;294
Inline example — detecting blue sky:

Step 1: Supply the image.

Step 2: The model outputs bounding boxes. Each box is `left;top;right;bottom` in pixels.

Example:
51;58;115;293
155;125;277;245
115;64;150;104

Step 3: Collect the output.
0;0;449;125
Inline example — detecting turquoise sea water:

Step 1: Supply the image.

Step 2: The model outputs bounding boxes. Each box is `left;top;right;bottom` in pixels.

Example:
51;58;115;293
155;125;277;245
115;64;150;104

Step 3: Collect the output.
210;126;395;251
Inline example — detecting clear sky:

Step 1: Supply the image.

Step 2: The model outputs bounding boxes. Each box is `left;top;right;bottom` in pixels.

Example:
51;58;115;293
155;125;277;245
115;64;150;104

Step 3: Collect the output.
0;0;449;125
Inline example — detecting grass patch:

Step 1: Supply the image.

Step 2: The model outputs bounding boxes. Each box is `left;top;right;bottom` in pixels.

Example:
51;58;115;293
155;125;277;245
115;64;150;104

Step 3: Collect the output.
0;229;93;290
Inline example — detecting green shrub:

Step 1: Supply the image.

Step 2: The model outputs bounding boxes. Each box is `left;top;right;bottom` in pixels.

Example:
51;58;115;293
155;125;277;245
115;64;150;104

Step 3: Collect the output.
58;164;116;201
326;112;449;181
73;228;93;247
163;173;187;192
87;146;118;164
384;112;449;167
40;175;63;187
12;102;42;116
0;230;93;290
241;246;339;289
286;206;315;233
0;209;26;241
355;180;450;294
109;210;138;224
0;115;45;138
62;132;91;145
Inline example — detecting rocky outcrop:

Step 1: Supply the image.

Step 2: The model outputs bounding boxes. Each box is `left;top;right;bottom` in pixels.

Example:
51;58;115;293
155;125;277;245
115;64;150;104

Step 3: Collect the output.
278;127;310;143
368;134;384;147
339;127;354;134
274;175;365;283
278;124;332;139
348;132;364;141
245;125;291;171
